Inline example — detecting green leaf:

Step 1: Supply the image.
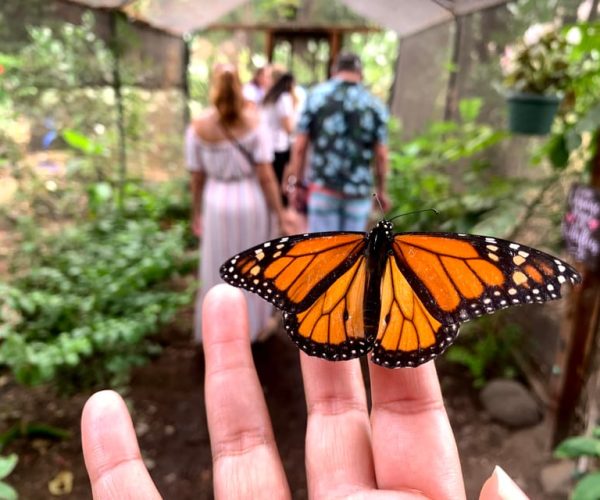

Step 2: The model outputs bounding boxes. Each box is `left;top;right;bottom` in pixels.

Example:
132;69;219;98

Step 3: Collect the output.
573;472;600;500
0;454;17;480
88;182;113;203
458;98;483;122
0;481;18;500
547;134;570;169
0;53;21;69
61;129;103;156
555;436;600;458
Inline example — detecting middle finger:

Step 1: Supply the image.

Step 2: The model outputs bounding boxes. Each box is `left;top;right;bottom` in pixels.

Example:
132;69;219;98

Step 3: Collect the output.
300;354;376;497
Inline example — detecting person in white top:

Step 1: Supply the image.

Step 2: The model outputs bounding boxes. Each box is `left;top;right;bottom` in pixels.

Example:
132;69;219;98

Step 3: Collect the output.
185;63;291;342
242;65;272;105
261;72;297;197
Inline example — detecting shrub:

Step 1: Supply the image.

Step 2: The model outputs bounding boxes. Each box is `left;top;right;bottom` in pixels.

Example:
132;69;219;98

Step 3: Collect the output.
388;98;511;234
0;217;193;392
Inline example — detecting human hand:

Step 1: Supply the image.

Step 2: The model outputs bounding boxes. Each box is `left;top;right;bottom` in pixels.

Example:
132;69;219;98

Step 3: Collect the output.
192;214;202;238
278;208;301;236
81;285;529;499
375;189;392;214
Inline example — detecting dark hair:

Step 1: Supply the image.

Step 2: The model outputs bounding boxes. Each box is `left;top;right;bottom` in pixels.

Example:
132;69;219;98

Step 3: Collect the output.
332;52;362;74
262;72;294;105
251;66;267;85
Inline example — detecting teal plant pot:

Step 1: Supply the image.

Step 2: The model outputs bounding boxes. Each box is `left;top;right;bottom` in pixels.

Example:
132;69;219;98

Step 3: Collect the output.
506;92;561;135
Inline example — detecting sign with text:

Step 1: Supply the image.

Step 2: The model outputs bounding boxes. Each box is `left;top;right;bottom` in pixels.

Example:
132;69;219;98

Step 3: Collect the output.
563;183;600;270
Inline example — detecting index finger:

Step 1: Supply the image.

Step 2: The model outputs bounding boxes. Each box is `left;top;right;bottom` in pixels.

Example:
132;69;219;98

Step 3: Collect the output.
369;362;466;499
81;390;162;499
203;284;290;499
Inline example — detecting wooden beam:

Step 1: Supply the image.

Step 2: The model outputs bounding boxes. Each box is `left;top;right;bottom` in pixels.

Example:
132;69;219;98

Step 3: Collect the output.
553;131;600;445
182;38;191;125
266;29;275;63
329;30;342;77
202;23;380;34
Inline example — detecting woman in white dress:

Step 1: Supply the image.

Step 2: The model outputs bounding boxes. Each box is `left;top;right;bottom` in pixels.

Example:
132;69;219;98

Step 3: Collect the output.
185;64;288;343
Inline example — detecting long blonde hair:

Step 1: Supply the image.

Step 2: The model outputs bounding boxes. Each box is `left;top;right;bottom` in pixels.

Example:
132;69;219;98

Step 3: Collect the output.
210;64;244;127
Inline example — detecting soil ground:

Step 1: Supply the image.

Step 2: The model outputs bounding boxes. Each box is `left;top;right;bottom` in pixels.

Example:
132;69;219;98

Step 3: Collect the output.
2;309;566;500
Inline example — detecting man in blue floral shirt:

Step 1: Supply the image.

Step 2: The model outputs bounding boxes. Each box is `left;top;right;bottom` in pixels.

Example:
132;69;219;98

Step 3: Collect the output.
286;52;390;232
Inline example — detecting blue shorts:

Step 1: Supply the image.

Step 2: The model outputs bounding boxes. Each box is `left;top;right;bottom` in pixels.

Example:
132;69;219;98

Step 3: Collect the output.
307;190;372;233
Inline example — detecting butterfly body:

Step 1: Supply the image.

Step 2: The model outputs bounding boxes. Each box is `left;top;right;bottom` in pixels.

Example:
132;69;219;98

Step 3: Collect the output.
220;220;581;368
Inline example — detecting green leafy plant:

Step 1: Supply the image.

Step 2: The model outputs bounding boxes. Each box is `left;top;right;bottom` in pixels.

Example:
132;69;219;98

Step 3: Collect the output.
536;22;600;172
555;427;600;500
0;13;115;133
0;454;18;500
0;214;194;392
501;22;572;95
388;97;511;234
0;423;69;452
445;317;521;387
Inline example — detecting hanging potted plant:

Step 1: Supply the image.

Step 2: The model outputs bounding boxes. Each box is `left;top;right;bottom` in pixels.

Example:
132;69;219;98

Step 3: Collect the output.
501;23;571;135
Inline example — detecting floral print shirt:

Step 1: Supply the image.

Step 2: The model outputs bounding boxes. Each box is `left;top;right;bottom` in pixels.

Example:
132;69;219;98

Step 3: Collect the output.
297;78;388;197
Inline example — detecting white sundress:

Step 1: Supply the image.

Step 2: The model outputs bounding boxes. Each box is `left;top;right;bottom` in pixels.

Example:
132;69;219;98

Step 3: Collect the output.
185;123;276;342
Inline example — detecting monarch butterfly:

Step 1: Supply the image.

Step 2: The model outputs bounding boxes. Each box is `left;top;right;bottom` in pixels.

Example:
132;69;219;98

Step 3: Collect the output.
219;220;581;368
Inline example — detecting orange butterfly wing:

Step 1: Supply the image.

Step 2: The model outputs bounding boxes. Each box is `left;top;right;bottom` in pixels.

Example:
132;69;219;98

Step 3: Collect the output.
283;254;373;360
392;233;580;324
372;254;458;367
220;232;373;360
371;232;580;367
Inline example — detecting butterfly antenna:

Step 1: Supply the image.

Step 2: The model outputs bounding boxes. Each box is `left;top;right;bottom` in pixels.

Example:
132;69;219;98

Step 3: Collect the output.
389;208;439;222
372;193;385;215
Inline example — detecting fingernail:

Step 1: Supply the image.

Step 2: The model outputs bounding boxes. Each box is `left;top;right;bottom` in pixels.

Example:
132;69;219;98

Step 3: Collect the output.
479;465;530;500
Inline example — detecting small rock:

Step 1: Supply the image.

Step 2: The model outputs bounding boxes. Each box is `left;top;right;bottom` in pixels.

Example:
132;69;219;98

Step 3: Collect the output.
135;421;150;437
48;470;74;496
540;460;574;496
143;456;156;470
164;472;177;484
32;439;50;455
480;379;542;428
200;468;211;483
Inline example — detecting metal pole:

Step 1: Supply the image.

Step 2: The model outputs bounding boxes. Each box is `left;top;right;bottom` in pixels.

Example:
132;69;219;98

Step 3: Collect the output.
182;38;191;126
110;11;127;213
443;15;463;121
